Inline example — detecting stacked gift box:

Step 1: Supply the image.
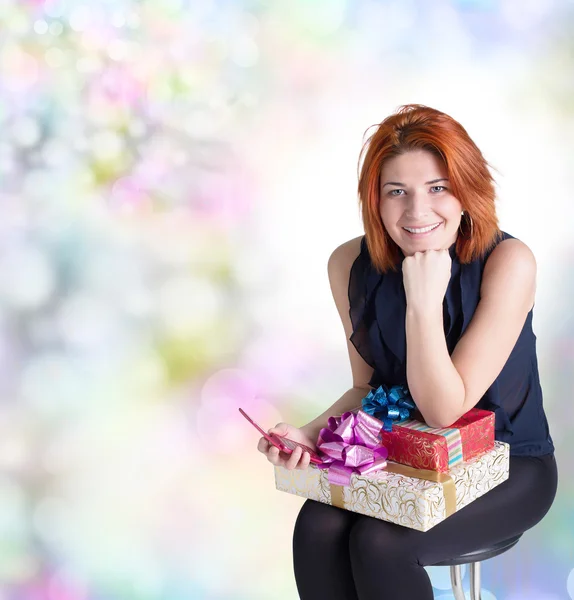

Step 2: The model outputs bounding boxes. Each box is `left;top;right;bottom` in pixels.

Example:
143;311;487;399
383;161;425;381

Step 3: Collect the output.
274;385;509;532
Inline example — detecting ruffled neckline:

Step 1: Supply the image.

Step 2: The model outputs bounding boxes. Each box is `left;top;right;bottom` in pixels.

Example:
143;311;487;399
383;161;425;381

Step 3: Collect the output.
349;232;516;435
354;237;483;387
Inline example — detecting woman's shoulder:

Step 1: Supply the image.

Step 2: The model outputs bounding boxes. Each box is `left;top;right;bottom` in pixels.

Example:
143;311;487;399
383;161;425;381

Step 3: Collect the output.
483;233;536;272
481;233;537;311
327;235;364;279
327;236;366;311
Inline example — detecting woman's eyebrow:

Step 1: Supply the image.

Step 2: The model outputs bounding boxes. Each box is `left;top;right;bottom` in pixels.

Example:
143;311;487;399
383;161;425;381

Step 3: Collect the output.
382;178;450;188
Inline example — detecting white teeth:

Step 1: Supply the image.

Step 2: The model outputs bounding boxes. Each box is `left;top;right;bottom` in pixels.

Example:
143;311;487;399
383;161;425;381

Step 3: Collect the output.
403;223;441;234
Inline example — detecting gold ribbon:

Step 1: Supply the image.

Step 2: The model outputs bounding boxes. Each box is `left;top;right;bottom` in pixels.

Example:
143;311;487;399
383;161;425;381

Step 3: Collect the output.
328;462;456;517
330;483;346;510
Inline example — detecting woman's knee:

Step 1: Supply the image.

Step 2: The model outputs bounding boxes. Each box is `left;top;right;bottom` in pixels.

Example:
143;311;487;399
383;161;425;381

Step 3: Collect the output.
293;500;356;546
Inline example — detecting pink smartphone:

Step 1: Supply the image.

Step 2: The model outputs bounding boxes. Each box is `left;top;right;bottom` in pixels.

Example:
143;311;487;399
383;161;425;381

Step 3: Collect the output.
239;407;323;465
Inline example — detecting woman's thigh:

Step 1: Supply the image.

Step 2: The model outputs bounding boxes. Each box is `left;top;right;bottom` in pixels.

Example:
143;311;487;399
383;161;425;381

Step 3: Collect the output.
292;499;362;600
349;453;558;567
293;497;359;545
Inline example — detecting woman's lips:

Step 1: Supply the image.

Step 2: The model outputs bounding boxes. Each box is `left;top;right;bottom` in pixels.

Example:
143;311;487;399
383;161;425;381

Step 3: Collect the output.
402;222;443;238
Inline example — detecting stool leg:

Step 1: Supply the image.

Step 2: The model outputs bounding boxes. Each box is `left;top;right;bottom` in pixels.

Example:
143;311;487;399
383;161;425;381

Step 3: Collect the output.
449;565;466;600
470;561;481;600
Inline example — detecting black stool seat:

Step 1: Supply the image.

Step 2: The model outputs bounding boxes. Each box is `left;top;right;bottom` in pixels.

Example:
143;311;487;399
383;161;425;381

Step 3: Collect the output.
431;534;523;567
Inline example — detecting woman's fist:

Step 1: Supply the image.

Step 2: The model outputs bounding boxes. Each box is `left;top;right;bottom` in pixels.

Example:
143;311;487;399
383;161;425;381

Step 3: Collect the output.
402;248;452;313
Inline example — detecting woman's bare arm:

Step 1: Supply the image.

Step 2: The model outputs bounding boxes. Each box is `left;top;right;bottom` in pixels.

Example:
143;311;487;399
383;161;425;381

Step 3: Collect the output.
406;238;537;428
302;237;374;439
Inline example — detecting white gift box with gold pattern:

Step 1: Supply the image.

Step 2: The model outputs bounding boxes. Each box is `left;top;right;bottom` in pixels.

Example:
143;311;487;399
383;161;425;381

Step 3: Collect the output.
274;440;509;532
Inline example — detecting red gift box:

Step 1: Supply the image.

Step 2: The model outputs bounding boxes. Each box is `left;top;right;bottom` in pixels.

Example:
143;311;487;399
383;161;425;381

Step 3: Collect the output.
379;408;495;473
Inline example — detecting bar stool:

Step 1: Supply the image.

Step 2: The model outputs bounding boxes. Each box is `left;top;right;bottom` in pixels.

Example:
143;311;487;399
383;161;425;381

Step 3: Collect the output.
430;534;522;600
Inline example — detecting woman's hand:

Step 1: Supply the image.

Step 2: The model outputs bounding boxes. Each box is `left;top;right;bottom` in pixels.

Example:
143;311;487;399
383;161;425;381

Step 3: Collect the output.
402;249;452;313
257;422;318;471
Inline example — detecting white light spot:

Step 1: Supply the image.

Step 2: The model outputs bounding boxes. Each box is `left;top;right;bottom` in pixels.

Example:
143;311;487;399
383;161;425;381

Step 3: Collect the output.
127;119;147;137
296;0;347;35
49;21;64;36
42;138;73;167
107;39;130;62
34;20;49;34
426;565;467;590
157;275;221;336
76;55;102;74
231;36;259;68
56;294;119;350
91;130;123;161
69;6;91;32
9;13;30;35
11;117;41;148
44;1;64;18
32;496;68;543
20;353;83;415
122;288;154;318
111;12;126;28
0;244;55;310
45;47;66;68
567;566;574;599
126;12;140;29
0;432;30;471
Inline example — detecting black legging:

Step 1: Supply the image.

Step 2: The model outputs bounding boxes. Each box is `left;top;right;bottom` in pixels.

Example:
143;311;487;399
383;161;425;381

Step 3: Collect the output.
293;453;558;600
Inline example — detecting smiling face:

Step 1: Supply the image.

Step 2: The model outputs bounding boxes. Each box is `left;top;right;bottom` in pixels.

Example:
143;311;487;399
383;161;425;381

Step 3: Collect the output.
379;149;463;257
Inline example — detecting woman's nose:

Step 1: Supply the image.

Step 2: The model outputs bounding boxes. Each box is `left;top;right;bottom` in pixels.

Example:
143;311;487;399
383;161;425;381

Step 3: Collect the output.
404;192;430;218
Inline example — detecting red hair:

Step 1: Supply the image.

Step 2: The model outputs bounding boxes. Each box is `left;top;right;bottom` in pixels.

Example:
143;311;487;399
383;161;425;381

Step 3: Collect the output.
357;104;503;273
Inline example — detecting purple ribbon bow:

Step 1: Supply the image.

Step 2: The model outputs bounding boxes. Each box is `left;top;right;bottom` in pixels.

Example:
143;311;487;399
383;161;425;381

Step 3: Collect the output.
315;410;389;486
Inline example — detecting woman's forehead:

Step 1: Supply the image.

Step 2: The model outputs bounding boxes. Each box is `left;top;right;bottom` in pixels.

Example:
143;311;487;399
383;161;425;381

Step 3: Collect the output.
380;150;448;181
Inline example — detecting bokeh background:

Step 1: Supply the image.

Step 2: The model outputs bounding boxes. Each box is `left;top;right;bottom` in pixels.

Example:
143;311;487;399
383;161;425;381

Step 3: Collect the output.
0;0;573;598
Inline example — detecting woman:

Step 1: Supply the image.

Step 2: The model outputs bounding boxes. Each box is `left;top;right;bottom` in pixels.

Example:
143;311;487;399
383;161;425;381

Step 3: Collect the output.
257;104;558;599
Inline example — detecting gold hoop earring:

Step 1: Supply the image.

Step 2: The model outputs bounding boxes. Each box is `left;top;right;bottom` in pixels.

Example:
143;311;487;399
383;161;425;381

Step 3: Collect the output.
459;211;474;238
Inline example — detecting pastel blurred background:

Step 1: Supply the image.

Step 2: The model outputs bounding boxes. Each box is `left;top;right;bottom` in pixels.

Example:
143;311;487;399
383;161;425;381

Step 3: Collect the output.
0;0;573;598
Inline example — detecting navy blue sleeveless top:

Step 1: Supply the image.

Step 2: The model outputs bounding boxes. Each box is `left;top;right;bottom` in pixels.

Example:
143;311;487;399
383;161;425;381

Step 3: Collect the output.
348;231;554;457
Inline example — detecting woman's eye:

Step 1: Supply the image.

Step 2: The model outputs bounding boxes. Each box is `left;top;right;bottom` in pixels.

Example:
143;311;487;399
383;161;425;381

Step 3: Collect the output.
388;186;446;196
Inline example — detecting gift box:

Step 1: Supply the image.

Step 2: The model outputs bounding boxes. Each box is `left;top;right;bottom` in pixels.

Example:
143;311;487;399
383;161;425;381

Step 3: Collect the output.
378;407;495;473
274;440;510;532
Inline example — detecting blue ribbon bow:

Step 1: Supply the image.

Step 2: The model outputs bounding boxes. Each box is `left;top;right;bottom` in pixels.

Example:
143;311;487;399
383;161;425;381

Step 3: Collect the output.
361;384;416;432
